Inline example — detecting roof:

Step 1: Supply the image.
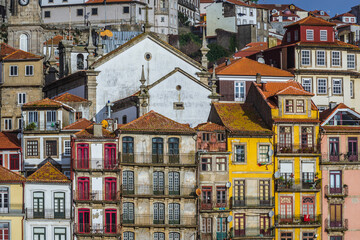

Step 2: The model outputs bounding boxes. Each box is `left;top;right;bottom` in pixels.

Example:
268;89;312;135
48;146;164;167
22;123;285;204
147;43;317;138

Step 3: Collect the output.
224;0;266;9
276;86;314;96
0;165;25;183
195;122;226;131
44;35;63;45
0;132;21;150
22;98;74;111
53;93;89;102
212;57;294;77
27;162;70;183
331;12;356;20
234;42;269;58
285;16;336;28
212;102;273;135
120;110;196;134
260;4;306;12
309;10;330;17
85;0;135;3
200;0;213;3
320;103;351;122
0;43;42;61
75;125;116;138
64;118;93;130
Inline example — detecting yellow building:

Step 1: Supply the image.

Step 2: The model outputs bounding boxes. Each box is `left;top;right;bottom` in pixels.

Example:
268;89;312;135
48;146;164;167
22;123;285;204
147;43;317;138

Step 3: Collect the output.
0;165;26;240
208;102;275;239
247;81;321;240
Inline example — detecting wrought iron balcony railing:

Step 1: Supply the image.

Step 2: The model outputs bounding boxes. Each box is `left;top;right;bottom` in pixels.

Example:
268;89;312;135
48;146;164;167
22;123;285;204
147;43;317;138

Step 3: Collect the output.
233;227;275;238
73;159;119;170
200;201;230;211
275;215;321;227
74;224;121;235
0;204;24;215
121;214;197;226
275;144;320;154
121;184;196;197
325;218;348;232
321;153;360;164
324;185;348;198
120;153;196;165
275;176;321;192
231;196;275;208
73;190;121;202
26;209;71;219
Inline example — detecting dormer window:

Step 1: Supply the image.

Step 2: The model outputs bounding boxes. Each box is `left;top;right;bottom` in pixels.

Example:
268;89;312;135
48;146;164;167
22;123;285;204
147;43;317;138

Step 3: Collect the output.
294;30;299;41
296;100;305;113
320;30;327;41
285;100;293;113
287;32;291;42
306;29;314;41
320;11;324;15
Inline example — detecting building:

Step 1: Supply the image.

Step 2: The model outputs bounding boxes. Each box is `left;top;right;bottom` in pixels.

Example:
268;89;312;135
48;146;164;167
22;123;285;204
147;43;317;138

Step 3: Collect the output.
0;165;26;240
0;43;43;131
309;10;330;21
246;80;322;240
178;0;199;25
72;122;121;239
337;24;360;46
0;132;22;172
251;16;360;112
195;122;230;240
330;13;357;24
212;57;294;102
118;111;197;240
25;162;72;240
319;103;360;240
208;102;275;239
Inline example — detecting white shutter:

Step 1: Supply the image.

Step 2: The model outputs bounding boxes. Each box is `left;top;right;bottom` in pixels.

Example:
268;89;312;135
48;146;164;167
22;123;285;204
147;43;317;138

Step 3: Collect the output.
302;162;314;173
280;162;293;173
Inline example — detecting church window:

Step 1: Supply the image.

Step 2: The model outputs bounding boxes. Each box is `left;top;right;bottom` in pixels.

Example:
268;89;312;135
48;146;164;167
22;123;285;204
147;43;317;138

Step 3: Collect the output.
19;34;29;52
77;54;84;70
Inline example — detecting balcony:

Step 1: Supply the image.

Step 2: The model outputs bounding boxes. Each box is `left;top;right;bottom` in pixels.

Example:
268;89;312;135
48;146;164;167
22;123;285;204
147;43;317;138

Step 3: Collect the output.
73;190;121;203
324;185;348;198
275;144;320;155
0;204;24;215
74;224;121;236
178;0;196;11
321;153;360;165
200;201;230;212
72;159;119;171
231;196;275;209
276;174;321;192
233;228;275;239
120;153;196;166
121;214;197;227
26;209;71;219
121;184;196;198
325;218;348;232
275;215;321;228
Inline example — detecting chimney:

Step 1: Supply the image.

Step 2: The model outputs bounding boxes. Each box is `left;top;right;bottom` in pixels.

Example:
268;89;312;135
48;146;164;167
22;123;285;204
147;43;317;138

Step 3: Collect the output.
329;102;337;109
256;73;261;84
93;123;103;137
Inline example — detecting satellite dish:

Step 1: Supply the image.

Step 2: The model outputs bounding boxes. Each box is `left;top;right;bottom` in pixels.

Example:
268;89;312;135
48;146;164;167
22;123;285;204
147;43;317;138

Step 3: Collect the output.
257;57;265;64
268;149;274;157
269;210;274;217
195;188;202;196
227;215;233;223
274;171;280;179
226;182;231;188
17;133;22;140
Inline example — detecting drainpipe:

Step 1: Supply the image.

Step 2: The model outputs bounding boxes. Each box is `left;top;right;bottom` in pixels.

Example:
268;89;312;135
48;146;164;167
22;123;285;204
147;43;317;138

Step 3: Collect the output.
22;181;25;240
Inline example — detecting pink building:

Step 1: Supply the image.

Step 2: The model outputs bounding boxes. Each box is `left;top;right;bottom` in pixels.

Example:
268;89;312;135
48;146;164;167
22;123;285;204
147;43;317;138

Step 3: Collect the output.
320;103;360;240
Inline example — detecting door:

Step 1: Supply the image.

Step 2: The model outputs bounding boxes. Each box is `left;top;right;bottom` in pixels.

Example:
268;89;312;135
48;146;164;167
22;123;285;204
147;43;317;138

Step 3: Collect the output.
260;214;271;236
301;127;313;150
201;217;212;240
104;143;117;169
105;209;117;233
279;126;292;150
153;203;165;224
105;178;117;200
234;180;245;207
302;196;315;221
216;217;227;240
348;137;358;161
330;171;342;194
0;188;8;213
54;192;65;218
122;171;134;194
78;177;90;200
77;144;89;169
259;180;270;206
216;186;226;208
201;186;212;210
33;192;44;218
330;204;342;227
153;171;164;195
280;196;293;223
168;138;179;163
78;209;90;233
0;223;8;240
329;138;339;161
152;138;164;163
168;172;180;195
169;203;180;224
234;214;245;237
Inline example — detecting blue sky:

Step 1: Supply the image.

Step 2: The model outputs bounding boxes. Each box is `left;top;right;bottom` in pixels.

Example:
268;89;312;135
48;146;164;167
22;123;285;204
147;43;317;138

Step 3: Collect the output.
258;0;359;18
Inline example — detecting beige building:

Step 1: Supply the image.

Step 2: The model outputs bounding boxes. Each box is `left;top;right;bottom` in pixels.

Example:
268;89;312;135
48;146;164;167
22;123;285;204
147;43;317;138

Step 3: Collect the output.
0;43;43;131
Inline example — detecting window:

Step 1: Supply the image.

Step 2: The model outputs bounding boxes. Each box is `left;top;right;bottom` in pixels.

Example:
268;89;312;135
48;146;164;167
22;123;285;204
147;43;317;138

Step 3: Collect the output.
258;145;270;163
350;80;354;98
123;202;134;223
152;138;164;163
54;228;66;240
330;170;342;194
259;180;270;204
123;6;129;13
348;137;358;161
306;29;314;40
161;17;165;22
33;228;45;240
260;214;271;236
64;140;71;156
264;23;267;30
77;143;89;169
77;177;89;200
168;203;180;224
122;115;127;124
302;232;314;240
347;54;355;69
296;100;305;113
91;8;98;15
234;213;245;236
301;127;313;149
0;188;9;213
75;112;82;120
216;186;226;207
234;145;245;163
27;140;38;156
0;155;2;166
302;78;312;92
201;186;212;209
78;209;90;233
76;54;84;70
287;32;291;42
28;111;38;126
216;158;226;171
332;79;342;95
25;65;33;76
169;232;180;240
46;110;57;129
153;203;165;224
330;204;342;227
77;9;83;16
330;237;342;240
302;196;315;220
320;30;327;41
54;192;65;219
316;51;325;66
0;223;9;240
294;30;298;41
122;137;134;162
217;133;225;142
17;93;26;105
105;209;117;233
329;137;339;161
105;177;117;200
168;138;179;163
45;140;57;156
9;66;18;76
317;78;327;94
33;192;44;218
280;196;293;222
154;232;165;240
201;217;212;234
216;218;227;238
235;81;245;101
123;232;135;240
281;232;292;240
285;100;293;113
233;180;245;206
44;10;51;17
279;126;292;149
301;50;310;65
122;171;134;194
168;172;180;195
104;143;116;169
332;51;341;66
18;118;22;130
201;158;211;171
9;154;19;170
139;8;141;14
4;119;12;130
202;133;210;142
153;171;165;195
19;34;28;52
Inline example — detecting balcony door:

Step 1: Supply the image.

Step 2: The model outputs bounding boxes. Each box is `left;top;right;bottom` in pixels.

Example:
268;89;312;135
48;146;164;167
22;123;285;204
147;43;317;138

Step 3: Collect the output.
153;171;165;195
168;172;180;195
216;186;226;208
0;188;8;213
260;214;270;236
301;127;313;149
152;138;164;163
348;137;358;161
330;171;342;194
54;192;65;218
330;204;342;227
105;177;117;200
259;180;270;205
78;177;90;200
78;209;90;233
105;209;117;233
302;196;315;221
104;143;117;169
201;186;212;209
33;192;44;218
234;180;245;206
329;138;339;161
234;213;245;237
77;144;89;169
280;196;293;222
279;126;292;150
122;171;134;194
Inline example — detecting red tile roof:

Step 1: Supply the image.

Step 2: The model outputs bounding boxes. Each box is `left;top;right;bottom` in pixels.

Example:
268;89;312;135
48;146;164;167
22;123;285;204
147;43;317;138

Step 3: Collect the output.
212;102;273;135
120;111;195;134
225;0;266;9
276;86;314;96
63;118;93;130
234;42;269;58
0;165;25;183
75;125;116;138
285;16;336;28
0;132;21;150
212;57;293;77
331;12;356;20
319;103;352;122
86;0;132;3
53;93;89;102
260;4;305;12
309;10;330;17
0;43;42;61
27;162;70;183
44;35;63;45
195;122;226;131
22;98;74;111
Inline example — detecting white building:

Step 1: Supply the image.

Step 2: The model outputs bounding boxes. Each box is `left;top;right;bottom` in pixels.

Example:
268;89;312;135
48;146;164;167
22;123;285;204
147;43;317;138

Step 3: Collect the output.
25;162;72;240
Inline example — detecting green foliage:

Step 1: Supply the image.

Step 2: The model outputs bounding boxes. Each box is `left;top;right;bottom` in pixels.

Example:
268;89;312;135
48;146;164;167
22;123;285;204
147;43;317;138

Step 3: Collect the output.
179;33;201;47
207;43;229;63
178;11;190;26
229;35;237;53
25;122;37;131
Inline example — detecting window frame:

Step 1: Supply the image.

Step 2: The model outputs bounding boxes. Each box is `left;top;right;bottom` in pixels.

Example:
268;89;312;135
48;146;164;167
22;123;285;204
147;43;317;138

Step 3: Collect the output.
201;157;212;171
285;99;294;113
123;6;130;13
316;50;325;66
296;100;305;113
258;144;270;163
306;29;314;40
302;78;312;92
45;140;58;157
25;65;34;76
216;158;226;171
301;50;311;66
27;140;38;157
347;54;355;69
54;192;65;219
54;227;66;240
91;7;98;15
76;8;84;16
17;93;26;105
320;30;327;41
9;65;18;76
64;140;71;156
4;119;12;130
350;80;354;98
234;144;246;163
234;81;245;102
9;154;19;170
331;51;341;66
33;227;46;240
44;11;51;18
332;78;342;95
317;78;327;94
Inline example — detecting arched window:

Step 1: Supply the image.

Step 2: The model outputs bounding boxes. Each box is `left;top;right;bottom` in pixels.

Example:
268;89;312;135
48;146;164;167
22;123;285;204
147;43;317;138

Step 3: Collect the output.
169;232;180;240
168;138;179;163
122;171;134;194
77;54;84;70
168;203;180;224
122;137;134;163
19;34;29;52
152;138;164;163
124;232;135;240
122;202;134;223
153;203;165;224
